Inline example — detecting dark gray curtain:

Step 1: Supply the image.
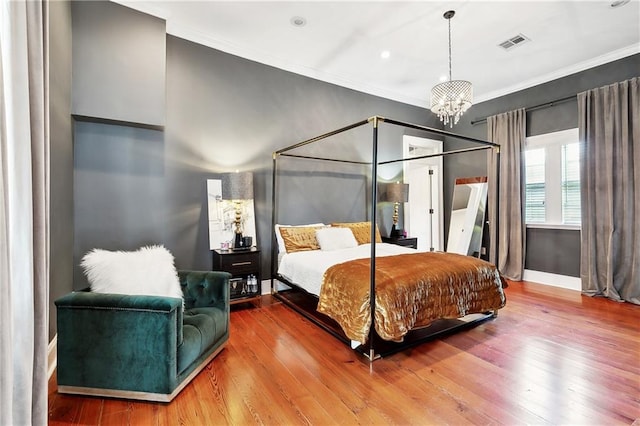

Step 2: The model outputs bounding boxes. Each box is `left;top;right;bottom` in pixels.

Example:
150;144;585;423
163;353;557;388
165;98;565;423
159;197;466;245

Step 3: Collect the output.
578;77;639;304
487;109;526;280
0;1;50;424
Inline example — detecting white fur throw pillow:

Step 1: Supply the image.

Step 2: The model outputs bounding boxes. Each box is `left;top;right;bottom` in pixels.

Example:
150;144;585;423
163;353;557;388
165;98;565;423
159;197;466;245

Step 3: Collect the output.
81;245;183;300
316;227;358;251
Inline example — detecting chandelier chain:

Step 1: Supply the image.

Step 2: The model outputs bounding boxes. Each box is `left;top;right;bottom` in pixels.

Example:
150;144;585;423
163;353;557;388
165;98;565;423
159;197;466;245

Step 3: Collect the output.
448;15;452;82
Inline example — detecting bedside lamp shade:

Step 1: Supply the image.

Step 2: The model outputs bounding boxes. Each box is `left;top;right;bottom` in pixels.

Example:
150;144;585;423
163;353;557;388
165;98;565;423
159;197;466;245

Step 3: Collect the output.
383;182;409;204
222;172;253;201
222;172;254;248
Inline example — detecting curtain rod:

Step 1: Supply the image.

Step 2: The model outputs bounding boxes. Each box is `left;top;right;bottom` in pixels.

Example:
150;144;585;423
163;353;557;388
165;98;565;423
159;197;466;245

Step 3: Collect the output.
470;95;576;126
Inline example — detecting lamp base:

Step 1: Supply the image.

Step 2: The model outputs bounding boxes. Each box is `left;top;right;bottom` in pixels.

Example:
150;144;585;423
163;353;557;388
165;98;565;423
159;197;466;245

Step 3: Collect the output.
234;232;244;249
390;225;404;238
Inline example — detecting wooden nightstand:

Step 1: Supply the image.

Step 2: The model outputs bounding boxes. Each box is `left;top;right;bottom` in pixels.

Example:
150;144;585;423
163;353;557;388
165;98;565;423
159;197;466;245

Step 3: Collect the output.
382;236;418;249
212;247;261;306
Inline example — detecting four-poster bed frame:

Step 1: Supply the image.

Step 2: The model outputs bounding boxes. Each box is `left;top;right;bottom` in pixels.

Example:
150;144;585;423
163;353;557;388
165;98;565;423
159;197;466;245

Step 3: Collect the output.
270;116;502;361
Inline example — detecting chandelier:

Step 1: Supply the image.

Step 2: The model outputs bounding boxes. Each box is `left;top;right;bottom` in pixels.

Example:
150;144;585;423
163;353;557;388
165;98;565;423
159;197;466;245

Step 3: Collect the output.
430;10;473;127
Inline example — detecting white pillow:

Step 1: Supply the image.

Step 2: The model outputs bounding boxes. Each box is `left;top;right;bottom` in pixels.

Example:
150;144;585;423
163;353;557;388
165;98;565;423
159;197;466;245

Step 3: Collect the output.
275;223;325;254
316;227;358;251
81;245;183;301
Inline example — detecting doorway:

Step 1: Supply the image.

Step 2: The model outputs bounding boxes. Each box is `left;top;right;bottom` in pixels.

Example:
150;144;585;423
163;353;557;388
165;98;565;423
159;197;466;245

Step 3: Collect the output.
402;136;443;252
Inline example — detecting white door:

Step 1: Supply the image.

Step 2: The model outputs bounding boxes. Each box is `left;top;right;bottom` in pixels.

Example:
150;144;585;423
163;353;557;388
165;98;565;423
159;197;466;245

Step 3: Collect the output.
403;136;443;252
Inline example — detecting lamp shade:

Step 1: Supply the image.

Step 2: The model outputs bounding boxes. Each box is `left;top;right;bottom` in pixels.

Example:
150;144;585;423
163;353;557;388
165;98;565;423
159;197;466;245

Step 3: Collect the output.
221;172;253;200
430;80;473;127
382;182;409;203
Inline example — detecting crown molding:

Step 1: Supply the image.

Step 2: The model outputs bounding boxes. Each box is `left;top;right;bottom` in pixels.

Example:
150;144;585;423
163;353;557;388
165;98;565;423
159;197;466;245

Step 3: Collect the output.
475;44;640;104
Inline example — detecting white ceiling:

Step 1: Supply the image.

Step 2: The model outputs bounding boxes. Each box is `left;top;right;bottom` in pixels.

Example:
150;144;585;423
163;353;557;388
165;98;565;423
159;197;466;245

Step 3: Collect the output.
115;0;640;107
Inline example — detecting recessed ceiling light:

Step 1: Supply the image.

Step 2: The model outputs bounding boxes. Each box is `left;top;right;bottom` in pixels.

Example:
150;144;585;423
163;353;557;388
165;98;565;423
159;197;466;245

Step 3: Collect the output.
380;50;390;59
290;16;306;27
610;0;630;7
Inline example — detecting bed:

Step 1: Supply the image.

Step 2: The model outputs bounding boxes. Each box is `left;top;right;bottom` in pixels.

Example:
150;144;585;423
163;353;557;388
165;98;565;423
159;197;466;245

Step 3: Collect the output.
270;116;505;360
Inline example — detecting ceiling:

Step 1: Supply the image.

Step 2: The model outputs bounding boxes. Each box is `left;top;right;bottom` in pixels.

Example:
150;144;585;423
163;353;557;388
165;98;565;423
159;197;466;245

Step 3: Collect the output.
114;0;640;108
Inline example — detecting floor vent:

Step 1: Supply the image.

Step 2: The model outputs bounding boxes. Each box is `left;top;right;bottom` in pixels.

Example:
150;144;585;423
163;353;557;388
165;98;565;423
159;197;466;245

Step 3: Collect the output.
499;33;530;50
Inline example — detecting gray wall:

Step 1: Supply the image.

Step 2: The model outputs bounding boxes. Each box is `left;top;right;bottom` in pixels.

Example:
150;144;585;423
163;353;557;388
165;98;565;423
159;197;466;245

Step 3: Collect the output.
444;53;640;277
49;1;73;339
71;1;166;126
525;228;580;276
69;1;436;290
72;122;167;285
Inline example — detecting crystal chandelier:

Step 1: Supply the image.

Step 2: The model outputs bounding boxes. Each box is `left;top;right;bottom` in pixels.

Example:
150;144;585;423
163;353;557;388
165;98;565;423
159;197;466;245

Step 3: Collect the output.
430;10;473;127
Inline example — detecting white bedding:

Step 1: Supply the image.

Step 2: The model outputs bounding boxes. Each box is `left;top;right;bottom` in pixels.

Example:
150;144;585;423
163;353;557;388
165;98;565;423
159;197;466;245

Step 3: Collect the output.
277;243;416;296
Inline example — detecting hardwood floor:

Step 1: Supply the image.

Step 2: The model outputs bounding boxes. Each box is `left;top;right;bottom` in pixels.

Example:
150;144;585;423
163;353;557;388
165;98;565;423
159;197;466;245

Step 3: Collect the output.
49;281;640;425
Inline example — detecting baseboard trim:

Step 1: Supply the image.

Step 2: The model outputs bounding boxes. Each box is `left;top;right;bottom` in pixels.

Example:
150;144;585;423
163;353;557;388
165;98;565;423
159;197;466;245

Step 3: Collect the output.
58;384;173;403
523;269;581;291
48;334;57;380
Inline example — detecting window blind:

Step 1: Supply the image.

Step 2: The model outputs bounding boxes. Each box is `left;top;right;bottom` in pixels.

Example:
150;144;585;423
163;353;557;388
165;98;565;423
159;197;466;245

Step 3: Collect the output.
525;148;546;223
562;143;581;224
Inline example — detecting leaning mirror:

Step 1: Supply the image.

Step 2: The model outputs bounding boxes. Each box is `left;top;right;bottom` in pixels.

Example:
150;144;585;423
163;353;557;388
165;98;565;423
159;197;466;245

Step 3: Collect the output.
446;177;488;257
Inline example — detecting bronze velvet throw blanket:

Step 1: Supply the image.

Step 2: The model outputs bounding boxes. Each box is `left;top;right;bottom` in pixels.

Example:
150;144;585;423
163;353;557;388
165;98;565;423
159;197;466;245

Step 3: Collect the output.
317;252;506;343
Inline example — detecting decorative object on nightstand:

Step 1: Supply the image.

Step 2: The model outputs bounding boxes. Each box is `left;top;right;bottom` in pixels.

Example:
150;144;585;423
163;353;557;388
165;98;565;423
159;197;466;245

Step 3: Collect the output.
381;181;409;238
222;171;254;249
212;247;261;306
382;236;418;249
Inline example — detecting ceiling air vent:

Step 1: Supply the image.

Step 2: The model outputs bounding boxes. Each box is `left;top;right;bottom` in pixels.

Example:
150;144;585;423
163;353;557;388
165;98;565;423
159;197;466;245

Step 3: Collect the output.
498;33;530;50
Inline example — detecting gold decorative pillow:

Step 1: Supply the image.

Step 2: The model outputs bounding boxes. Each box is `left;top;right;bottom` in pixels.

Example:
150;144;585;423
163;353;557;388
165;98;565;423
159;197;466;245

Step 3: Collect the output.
279;226;324;253
275;223;324;253
330;221;382;245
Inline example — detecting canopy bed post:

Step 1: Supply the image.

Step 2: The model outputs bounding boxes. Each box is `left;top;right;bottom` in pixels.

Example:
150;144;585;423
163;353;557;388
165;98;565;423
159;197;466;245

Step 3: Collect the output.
270;152;278;294
493;145;501;272
368;116;380;361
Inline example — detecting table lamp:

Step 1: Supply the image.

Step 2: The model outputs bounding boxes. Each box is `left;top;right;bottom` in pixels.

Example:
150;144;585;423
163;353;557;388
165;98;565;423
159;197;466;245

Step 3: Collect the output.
222;171;254;248
382;182;409;238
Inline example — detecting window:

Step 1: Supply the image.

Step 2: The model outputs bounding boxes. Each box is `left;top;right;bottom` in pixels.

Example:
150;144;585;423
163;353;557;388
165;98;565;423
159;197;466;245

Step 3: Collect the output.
525;148;545;223
524;129;581;227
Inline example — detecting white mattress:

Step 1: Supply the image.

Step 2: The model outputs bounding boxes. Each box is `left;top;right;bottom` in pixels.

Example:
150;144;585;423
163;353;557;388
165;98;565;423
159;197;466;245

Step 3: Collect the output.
277;243;416;296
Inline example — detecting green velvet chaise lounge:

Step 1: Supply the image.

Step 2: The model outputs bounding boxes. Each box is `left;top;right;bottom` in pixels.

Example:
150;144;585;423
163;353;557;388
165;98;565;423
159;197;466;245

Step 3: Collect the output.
55;270;230;402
